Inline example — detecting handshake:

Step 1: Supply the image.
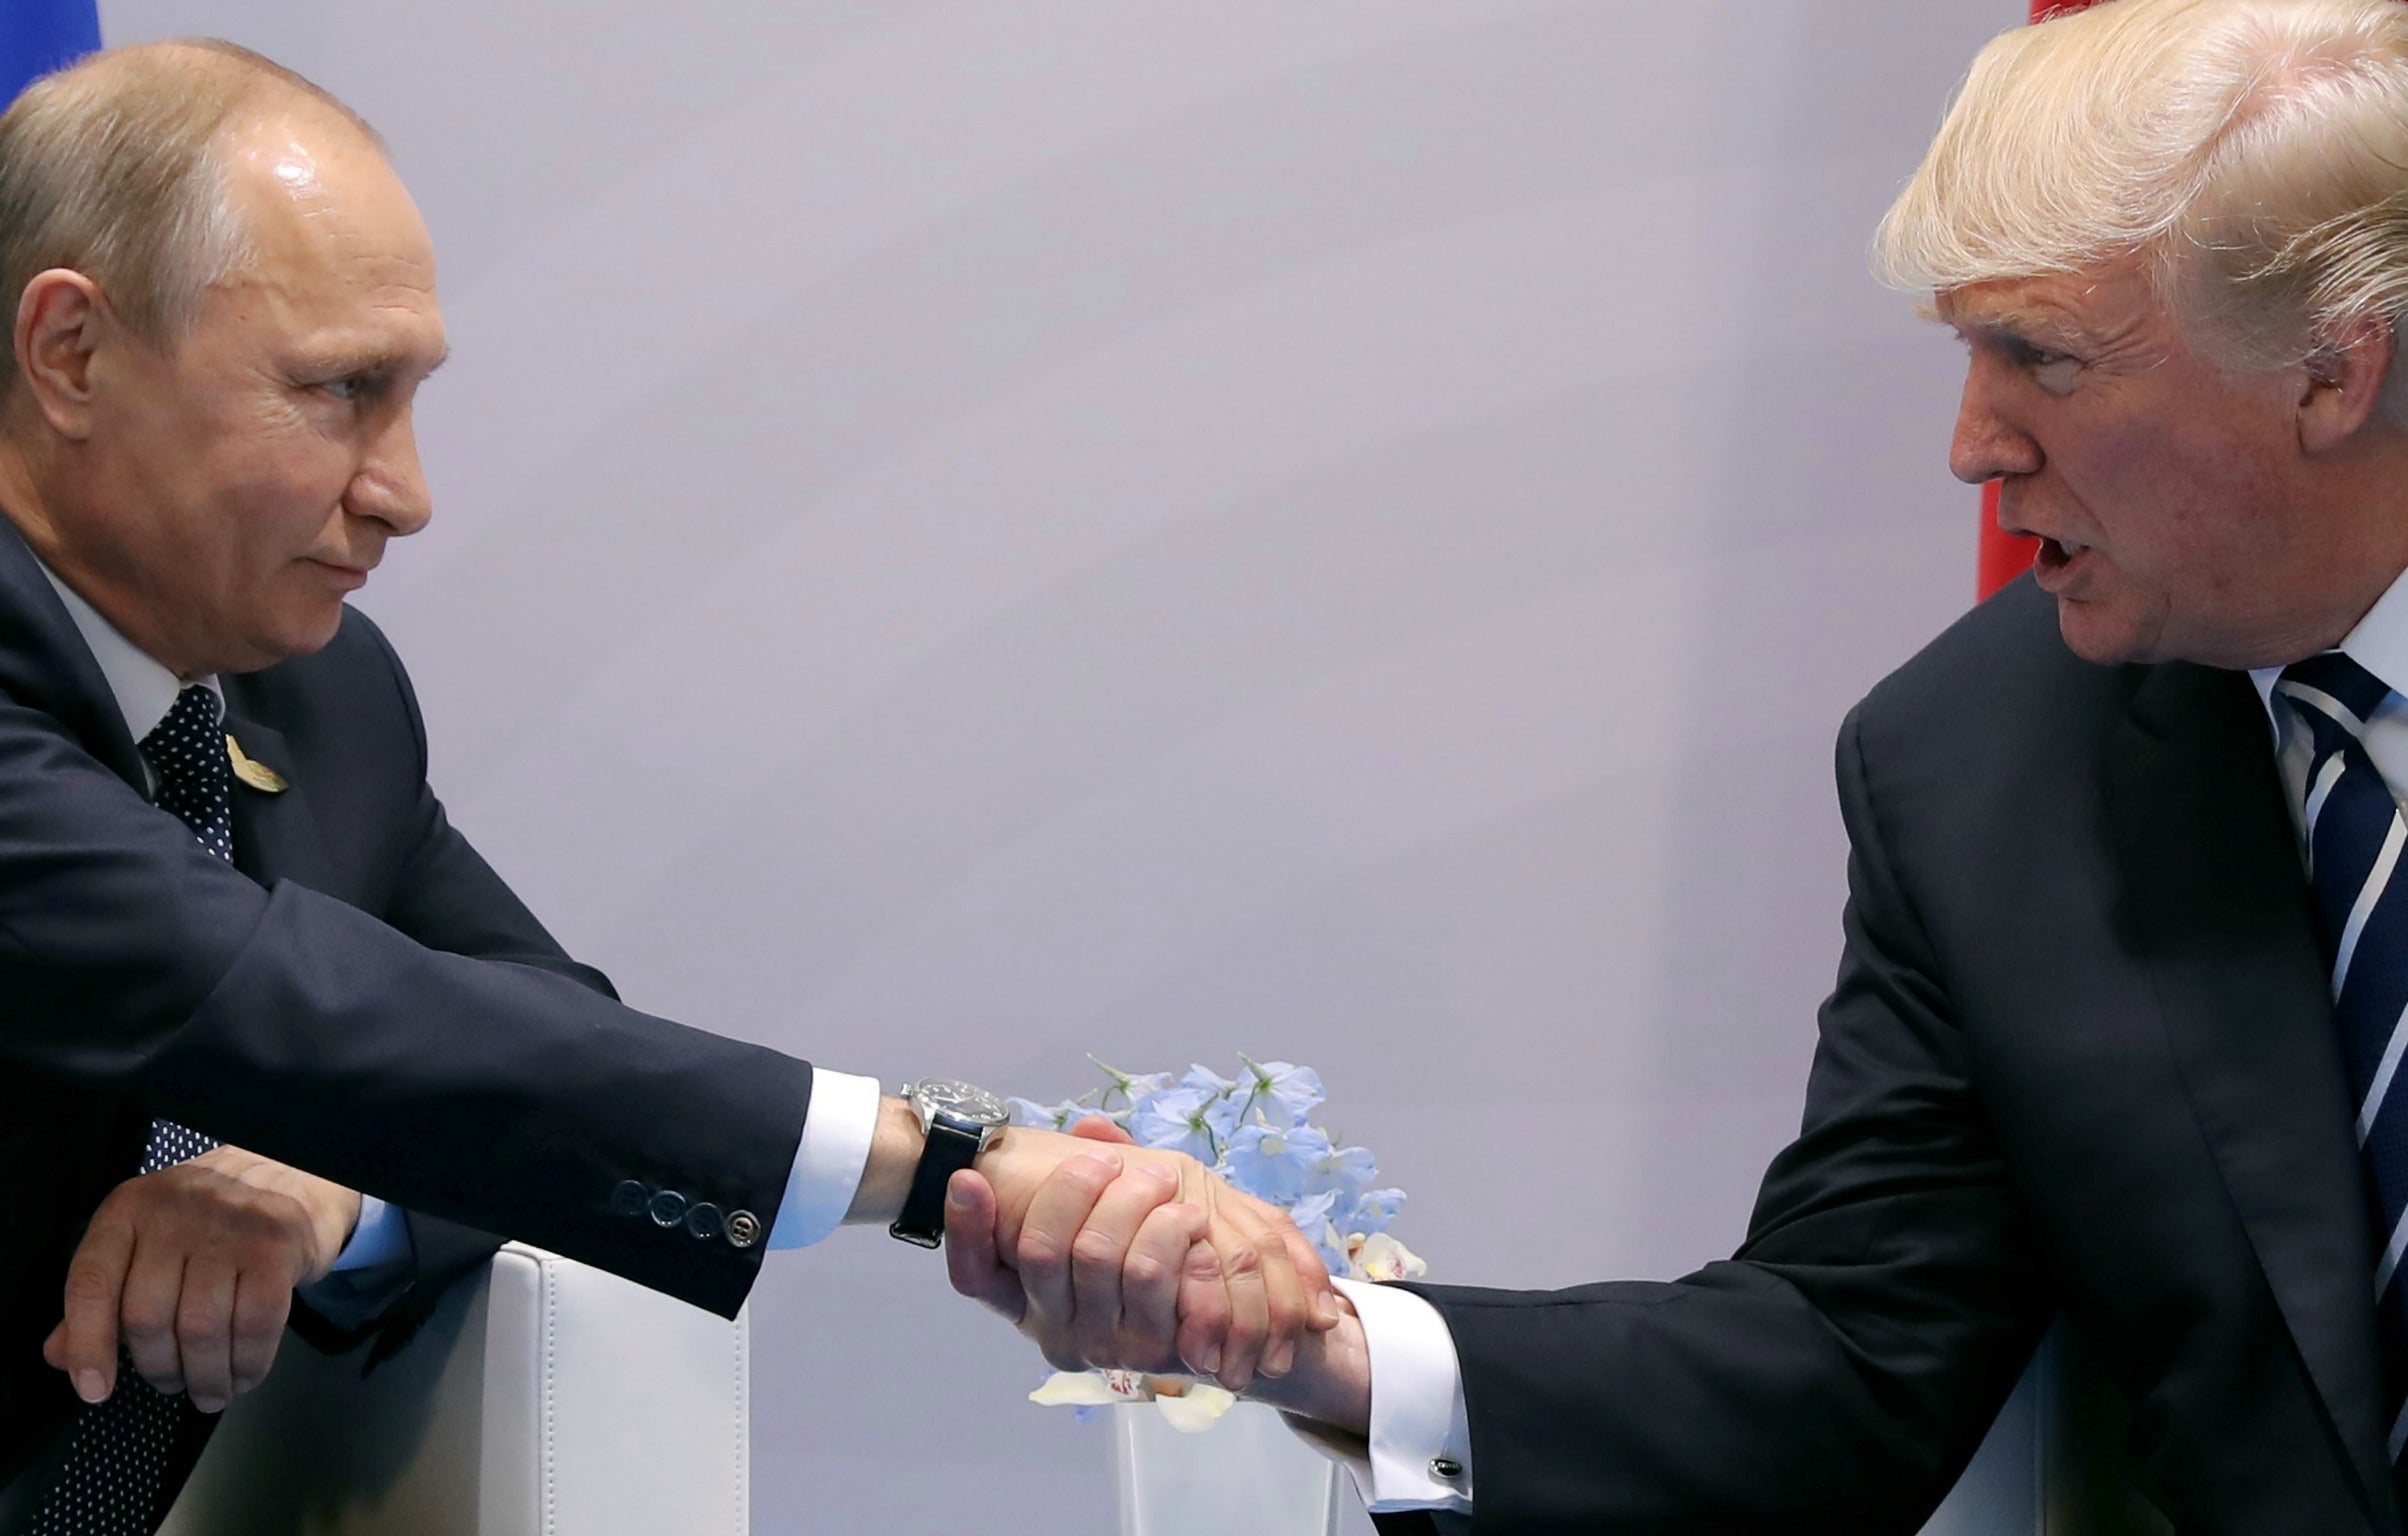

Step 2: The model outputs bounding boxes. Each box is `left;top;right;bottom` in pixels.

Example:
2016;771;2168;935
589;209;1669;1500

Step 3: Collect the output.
41;1090;1378;1441
891;1096;1377;1435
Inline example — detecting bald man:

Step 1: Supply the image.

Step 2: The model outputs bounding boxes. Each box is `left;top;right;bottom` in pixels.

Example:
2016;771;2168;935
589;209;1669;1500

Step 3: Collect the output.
0;40;1329;1533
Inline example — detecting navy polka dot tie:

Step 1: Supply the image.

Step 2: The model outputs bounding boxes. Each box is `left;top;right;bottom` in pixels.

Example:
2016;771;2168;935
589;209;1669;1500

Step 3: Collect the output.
30;686;231;1534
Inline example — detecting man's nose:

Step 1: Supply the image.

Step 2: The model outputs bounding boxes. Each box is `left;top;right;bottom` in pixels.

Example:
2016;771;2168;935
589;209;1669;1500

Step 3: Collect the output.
1947;356;2040;488
349;410;432;537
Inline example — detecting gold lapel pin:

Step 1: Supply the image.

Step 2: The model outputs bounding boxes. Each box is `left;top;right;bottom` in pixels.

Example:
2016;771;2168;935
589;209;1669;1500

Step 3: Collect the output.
225;734;289;794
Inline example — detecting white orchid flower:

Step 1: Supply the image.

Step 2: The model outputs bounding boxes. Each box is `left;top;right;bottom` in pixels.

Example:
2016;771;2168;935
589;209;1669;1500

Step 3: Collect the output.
1348;1231;1428;1282
1029;1369;1237;1431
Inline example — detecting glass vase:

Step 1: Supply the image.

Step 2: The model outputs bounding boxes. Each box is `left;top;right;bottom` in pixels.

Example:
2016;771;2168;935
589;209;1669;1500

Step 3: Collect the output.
1113;1399;1342;1536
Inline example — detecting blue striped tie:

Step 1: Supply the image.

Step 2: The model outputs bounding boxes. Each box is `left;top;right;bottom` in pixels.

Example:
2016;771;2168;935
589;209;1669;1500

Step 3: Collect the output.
2277;651;2408;1466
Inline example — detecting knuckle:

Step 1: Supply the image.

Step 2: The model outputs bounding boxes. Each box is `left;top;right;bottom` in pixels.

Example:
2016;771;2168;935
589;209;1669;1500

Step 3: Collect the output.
236;1292;290;1332
120;1303;175;1344
1016;1232;1070;1275
1069;1229;1124;1271
177;1305;229;1345
62;1265;116;1306
1123;1251;1171;1291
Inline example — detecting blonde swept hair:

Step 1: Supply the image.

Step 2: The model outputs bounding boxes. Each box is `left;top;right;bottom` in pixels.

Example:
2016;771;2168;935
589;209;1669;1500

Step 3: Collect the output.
1876;0;2408;393
0;39;377;381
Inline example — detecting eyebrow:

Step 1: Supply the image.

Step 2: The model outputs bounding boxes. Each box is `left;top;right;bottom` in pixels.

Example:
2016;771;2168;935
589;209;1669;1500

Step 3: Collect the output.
1945;309;2084;351
300;341;451;379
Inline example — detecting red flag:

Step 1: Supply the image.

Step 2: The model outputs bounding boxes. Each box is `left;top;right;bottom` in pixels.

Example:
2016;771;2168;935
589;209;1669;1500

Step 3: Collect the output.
1976;0;2101;600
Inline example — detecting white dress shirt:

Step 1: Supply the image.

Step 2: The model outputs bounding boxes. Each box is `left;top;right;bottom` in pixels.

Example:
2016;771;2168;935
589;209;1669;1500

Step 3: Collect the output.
2249;565;2408;834
1322;563;2408;1522
31;557;883;1276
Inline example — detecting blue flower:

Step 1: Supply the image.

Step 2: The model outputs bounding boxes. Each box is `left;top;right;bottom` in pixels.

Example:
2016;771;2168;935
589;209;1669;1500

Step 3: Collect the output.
1182;1064;1239;1096
1006;1096;1079;1129
1223;1123;1333;1205
1088;1056;1175;1111
1127;1087;1221;1161
1286;1188;1349;1273
1343;1187;1406;1235
1237;1058;1324;1127
1006;1096;1123;1135
1306;1142;1379;1202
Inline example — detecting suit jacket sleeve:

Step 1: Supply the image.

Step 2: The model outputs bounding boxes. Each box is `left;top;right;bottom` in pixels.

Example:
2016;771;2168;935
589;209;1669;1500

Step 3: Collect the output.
289;616;638;1349
1378;705;2051;1536
0;628;809;1322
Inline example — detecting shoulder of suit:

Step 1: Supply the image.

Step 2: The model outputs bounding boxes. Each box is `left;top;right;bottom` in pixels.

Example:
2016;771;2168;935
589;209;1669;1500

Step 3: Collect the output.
1849;574;2145;765
221;603;414;722
1830;572;2157;799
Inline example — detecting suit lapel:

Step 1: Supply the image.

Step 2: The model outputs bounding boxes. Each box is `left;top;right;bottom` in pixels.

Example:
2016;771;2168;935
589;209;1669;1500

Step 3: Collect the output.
2107;660;2391;1513
219;711;334;890
0;514;145;792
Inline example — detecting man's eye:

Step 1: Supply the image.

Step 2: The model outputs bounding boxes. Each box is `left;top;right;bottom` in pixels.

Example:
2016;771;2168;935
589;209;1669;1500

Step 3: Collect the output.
2008;344;2079;395
2031;354;2080;395
314;376;380;404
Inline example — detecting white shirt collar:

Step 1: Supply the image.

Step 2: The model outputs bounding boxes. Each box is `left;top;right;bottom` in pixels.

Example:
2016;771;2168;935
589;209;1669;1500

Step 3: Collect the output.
29;554;220;745
2248;563;2408;738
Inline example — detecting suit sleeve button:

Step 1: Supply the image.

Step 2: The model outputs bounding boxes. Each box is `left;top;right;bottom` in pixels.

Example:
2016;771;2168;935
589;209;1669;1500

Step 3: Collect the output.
611;1180;650;1218
724;1209;763;1249
647;1189;689;1228
683;1202;725;1242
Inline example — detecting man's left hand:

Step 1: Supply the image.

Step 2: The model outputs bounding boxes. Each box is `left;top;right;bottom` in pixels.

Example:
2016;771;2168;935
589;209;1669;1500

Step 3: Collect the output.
42;1146;362;1414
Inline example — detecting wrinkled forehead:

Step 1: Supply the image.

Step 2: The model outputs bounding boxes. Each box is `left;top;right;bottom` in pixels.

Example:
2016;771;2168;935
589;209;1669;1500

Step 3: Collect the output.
1934;260;2160;345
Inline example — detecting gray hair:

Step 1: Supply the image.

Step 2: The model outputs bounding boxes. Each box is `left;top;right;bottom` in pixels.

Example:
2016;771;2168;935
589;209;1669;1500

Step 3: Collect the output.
1876;0;2408;415
0;39;379;380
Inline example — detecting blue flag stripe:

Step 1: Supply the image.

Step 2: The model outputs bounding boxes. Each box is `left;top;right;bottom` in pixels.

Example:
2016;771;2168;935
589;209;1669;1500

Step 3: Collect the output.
1;0;101;107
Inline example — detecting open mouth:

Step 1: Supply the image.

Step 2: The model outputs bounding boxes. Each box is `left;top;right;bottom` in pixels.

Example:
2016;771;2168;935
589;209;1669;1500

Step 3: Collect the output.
2031;535;2090;587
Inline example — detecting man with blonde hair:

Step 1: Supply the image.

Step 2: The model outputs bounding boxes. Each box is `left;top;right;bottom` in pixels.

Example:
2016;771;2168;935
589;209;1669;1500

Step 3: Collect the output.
961;1;2408;1529
0;37;1334;1536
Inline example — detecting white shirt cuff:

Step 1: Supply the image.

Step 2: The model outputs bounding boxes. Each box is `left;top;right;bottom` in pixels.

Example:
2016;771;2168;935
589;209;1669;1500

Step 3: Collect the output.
1286;1278;1474;1513
767;1069;881;1250
325;1194;408;1273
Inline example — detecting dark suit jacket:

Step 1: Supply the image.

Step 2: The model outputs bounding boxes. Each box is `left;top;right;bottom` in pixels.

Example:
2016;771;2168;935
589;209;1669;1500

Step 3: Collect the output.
1381;577;2393;1535
0;515;814;1515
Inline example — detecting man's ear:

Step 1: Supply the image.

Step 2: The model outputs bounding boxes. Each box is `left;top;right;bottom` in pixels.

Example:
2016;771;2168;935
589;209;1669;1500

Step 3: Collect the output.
14;269;106;442
2299;313;2398;455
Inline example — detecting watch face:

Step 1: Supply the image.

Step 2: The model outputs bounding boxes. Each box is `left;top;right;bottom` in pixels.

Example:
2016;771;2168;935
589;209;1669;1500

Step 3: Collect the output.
911;1078;1010;1128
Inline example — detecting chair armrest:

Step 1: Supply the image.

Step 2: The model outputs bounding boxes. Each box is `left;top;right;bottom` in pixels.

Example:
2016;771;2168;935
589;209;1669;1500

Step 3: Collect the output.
160;1242;748;1535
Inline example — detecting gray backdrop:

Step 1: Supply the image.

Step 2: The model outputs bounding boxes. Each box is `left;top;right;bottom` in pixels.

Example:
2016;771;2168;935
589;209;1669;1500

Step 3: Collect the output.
97;3;2024;1530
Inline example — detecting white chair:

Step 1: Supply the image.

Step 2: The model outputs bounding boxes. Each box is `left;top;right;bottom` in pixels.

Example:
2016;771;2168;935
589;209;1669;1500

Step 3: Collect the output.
157;1242;749;1536
1921;1324;2169;1536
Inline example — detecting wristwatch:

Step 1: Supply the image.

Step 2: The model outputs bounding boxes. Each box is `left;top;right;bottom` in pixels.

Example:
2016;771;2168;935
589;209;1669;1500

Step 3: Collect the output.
889;1078;1011;1248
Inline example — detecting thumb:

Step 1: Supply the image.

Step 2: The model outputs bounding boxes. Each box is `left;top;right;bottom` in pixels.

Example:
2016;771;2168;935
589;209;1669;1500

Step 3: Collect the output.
1070;1116;1135;1146
943;1170;1026;1324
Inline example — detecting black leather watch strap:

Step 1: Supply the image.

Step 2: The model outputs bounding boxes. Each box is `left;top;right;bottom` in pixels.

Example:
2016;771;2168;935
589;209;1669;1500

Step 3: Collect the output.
890;1117;987;1247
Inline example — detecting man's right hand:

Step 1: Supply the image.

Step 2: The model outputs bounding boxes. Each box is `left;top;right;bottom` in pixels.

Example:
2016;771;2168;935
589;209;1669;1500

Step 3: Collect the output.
948;1144;1376;1437
949;1121;1341;1392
